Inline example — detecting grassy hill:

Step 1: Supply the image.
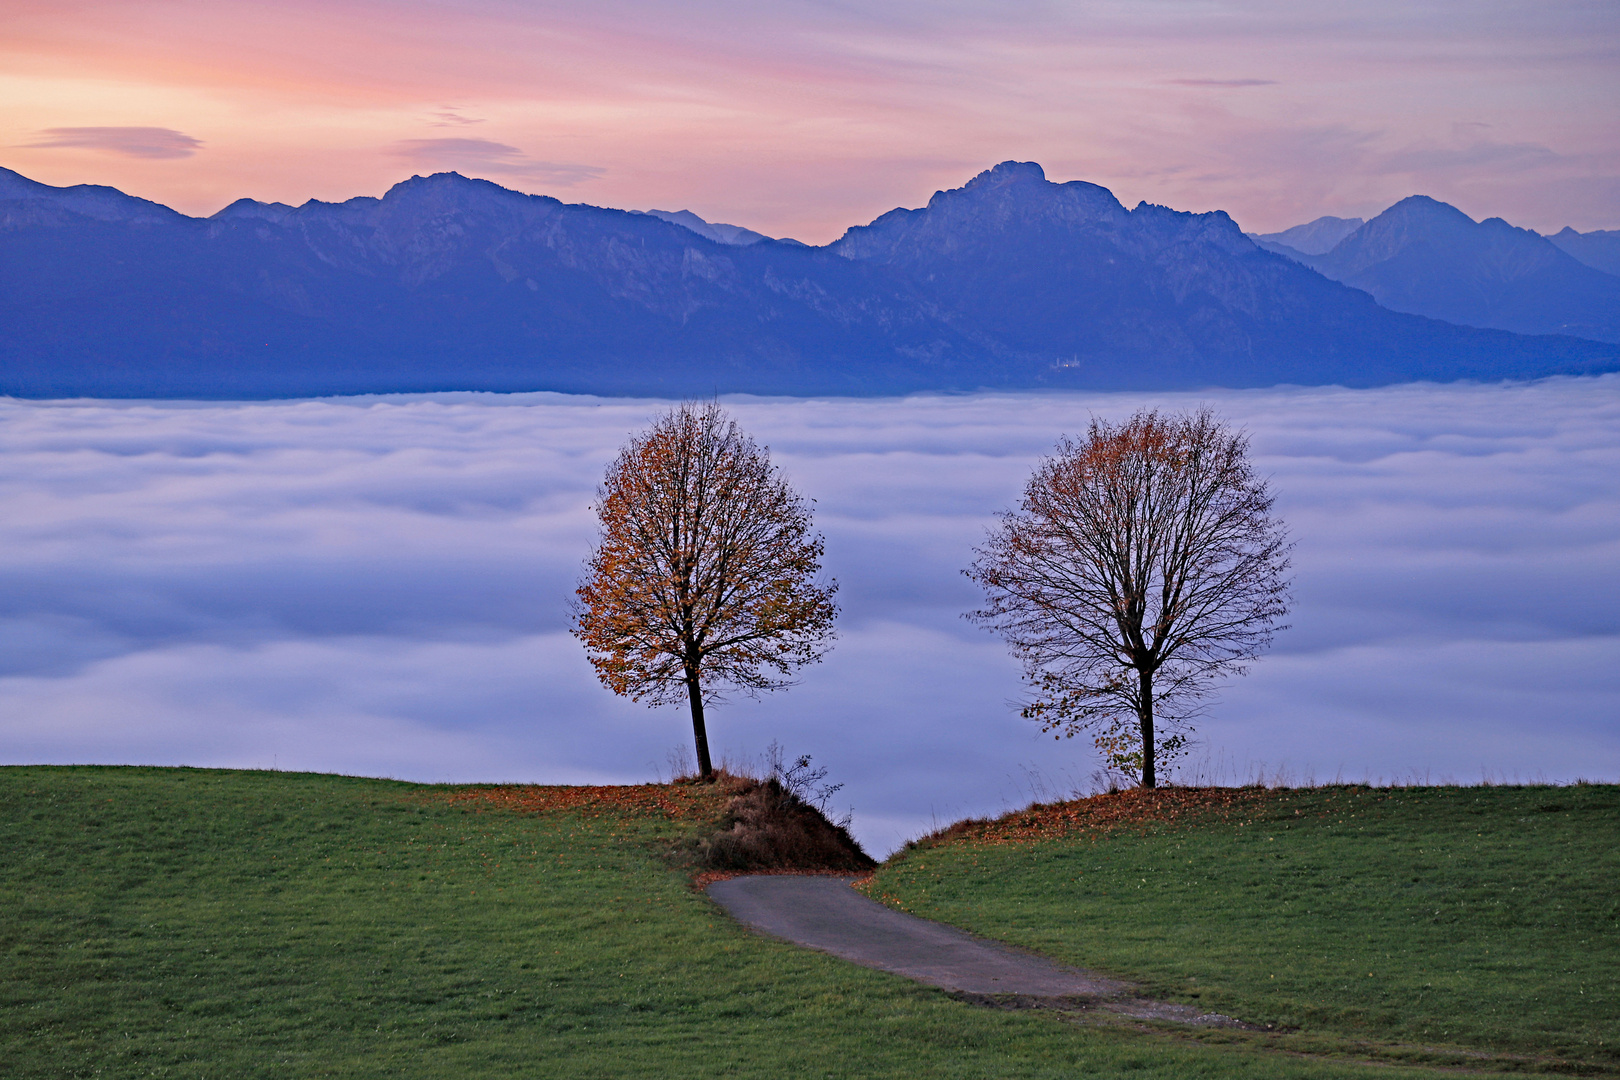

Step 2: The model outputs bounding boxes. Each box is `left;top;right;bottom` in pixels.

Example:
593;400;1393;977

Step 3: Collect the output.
868;784;1620;1072
2;767;1610;1078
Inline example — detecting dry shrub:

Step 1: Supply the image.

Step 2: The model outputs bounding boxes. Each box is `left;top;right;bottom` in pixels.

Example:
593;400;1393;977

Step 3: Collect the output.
440;765;874;875
685;775;875;872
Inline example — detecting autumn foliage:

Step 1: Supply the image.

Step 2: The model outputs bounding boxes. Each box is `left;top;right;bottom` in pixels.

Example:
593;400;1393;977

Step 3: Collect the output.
905;785;1287;850
573;403;838;779
445;773;874;877
442;782;724;823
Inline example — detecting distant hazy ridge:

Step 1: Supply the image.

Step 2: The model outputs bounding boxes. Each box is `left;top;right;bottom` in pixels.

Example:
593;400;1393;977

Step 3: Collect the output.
1251;198;1620;344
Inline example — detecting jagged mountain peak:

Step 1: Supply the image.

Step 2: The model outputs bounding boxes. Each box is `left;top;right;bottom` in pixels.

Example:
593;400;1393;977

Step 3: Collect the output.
832;165;1262;266
382;170;528;201
951;159;1048;194
833;163;1131;260
1129;200;1250;245
927;160;1121;215
367;172;561;221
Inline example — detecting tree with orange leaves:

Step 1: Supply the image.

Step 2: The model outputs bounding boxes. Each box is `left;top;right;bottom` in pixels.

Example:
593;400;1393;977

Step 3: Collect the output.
573;402;838;781
967;408;1291;788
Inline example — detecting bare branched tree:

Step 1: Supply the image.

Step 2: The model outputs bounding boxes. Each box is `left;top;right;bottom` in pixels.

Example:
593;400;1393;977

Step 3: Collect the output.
573;402;839;781
967;408;1291;788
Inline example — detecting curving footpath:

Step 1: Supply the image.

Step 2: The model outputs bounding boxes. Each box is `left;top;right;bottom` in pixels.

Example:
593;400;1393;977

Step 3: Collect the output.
706;874;1246;1027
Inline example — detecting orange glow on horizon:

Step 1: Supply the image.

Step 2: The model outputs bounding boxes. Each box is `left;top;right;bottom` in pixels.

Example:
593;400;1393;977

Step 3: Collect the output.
2;0;1616;240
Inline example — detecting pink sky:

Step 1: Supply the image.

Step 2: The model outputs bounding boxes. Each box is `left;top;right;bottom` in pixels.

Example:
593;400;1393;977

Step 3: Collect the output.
2;0;1616;242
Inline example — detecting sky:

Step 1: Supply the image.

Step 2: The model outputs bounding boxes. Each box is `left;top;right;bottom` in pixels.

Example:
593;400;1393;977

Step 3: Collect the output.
2;380;1616;857
2;0;1617;241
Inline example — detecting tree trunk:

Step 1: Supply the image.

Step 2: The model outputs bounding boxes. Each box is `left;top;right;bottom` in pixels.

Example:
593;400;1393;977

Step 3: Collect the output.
686;677;714;781
1138;668;1156;789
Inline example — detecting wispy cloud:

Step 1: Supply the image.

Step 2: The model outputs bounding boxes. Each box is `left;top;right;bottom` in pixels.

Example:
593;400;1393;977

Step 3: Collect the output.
388;138;603;184
1165;78;1278;87
23;126;202;159
2;1;1616;232
1;379;1616;855
1373;138;1564;175
429;109;485;127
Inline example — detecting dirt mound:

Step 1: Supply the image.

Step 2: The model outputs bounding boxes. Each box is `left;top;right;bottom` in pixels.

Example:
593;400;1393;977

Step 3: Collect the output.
686;776;876;873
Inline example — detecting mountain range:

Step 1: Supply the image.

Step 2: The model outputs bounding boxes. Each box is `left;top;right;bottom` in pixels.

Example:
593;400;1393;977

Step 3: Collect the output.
1545;228;1620;277
630;208;799;247
1251;199;1620;343
0;161;1614;398
1250;216;1364;256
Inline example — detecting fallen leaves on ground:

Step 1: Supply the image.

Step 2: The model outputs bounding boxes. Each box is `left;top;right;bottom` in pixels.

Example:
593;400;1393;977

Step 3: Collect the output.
438;782;727;825
911;786;1292;849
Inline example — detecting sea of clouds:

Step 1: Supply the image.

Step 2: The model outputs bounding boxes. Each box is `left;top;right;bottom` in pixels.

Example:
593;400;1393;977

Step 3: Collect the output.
2;378;1616;855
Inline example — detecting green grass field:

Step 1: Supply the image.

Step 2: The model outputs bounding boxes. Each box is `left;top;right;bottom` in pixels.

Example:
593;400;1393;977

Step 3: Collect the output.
869;783;1620;1073
2;767;1609;1078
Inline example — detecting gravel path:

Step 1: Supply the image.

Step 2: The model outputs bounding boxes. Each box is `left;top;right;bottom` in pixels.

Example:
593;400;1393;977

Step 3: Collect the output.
706;874;1247;1027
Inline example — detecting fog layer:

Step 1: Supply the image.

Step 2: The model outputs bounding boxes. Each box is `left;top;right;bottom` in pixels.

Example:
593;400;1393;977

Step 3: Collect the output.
3;380;1616;855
